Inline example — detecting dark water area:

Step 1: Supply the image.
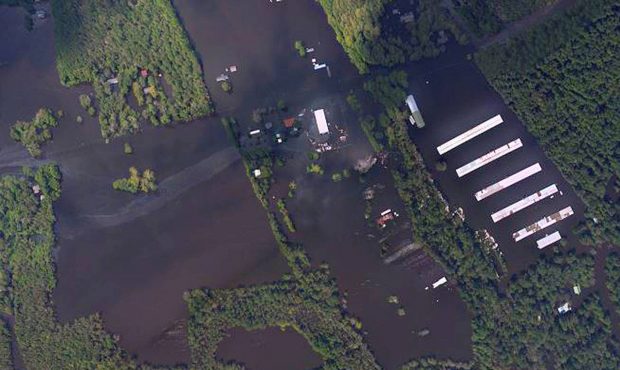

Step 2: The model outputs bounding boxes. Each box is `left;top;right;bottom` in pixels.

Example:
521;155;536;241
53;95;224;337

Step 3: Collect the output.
216;327;323;370
173;0;474;368
1;0;606;368
0;5;289;365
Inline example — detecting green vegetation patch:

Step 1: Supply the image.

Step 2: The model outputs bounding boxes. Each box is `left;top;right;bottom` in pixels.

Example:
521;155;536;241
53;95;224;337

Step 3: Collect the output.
456;0;556;37
52;0;212;138
112;167;157;194
317;0;463;73
402;357;471;370
10;108;58;158
476;0;620;245
605;252;620;315
0;318;13;370
186;268;379;370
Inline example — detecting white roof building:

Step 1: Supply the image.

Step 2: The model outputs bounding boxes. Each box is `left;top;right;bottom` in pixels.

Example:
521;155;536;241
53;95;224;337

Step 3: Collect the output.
406;95;419;114
313;109;329;135
432;276;447;289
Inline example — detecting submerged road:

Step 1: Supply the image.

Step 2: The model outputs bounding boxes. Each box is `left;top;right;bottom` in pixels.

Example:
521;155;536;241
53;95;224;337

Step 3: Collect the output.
79;146;240;229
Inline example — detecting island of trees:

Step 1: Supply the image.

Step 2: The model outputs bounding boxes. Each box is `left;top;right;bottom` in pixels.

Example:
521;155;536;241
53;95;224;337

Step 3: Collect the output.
112;167;157;194
52;0;213;138
10;108;58;157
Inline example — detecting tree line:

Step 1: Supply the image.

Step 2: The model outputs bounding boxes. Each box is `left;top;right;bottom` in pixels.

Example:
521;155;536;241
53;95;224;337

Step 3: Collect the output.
476;0;620;245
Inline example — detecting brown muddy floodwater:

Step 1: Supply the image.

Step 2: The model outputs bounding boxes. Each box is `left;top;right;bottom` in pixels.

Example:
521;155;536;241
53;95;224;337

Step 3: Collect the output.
6;0;589;367
216;327;323;370
0;5;290;366
174;0;474;368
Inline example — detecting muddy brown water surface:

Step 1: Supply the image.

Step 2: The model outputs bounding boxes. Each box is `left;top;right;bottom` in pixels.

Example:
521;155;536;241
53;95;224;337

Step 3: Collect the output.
2;0;615;369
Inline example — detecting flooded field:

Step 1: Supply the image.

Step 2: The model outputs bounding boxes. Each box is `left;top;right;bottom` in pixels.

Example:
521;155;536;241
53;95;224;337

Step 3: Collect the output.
216;327;323;370
174;0;474;368
1;0;610;369
0;5;289;365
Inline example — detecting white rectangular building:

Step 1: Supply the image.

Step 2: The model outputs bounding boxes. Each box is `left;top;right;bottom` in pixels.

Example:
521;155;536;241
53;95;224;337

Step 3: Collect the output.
437;115;503;155
475;163;542;201
536;231;562;249
513;207;574;242
456;138;523;177
314;109;329;135
491;184;559;223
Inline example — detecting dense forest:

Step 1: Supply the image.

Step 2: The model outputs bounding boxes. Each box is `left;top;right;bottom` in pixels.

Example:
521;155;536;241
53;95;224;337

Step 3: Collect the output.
52;0;212;138
317;0;464;73
605;252;620;314
476;0;620;245
0;318;12;369
455;0;556;36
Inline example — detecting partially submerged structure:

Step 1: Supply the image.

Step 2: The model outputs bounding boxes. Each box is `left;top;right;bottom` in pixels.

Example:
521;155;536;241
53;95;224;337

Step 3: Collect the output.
513;207;574;242
405;95;425;128
475;163;542;201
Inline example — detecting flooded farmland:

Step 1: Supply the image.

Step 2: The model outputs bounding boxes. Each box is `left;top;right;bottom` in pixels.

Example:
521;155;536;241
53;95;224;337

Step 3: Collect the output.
1;0;608;369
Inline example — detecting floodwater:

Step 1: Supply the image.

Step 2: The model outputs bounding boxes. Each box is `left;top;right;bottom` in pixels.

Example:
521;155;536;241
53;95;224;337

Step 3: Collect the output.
1;0;606;369
0;5;289;365
216;327;323;370
174;0;474;368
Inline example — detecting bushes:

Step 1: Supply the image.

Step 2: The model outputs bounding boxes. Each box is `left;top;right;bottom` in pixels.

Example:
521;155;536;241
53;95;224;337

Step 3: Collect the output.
276;199;296;233
10;108;58;157
112;167;157;194
294;40;306;57
52;0;213;138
